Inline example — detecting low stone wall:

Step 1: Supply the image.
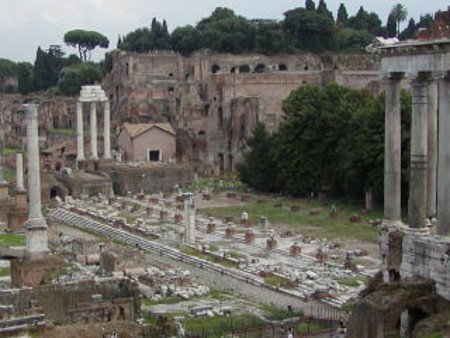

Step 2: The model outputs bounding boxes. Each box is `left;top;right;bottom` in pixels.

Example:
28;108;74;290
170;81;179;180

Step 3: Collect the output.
101;163;194;195
0;279;138;324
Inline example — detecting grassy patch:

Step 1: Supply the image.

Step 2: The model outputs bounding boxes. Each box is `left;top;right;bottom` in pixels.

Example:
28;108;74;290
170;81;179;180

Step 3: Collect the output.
260;304;301;321
294;321;329;334
4;147;25;155
200;198;381;243
142;296;181;306
183;314;264;337
180;246;236;268
4;168;15;182
50;128;77;136
119;212;138;224
0;233;26;248
208;289;233;301
0;267;10;277
262;274;290;287
338;276;368;288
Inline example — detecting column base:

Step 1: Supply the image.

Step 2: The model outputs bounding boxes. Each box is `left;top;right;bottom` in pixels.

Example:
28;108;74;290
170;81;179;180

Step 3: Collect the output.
404;226;430;236
381;219;407;231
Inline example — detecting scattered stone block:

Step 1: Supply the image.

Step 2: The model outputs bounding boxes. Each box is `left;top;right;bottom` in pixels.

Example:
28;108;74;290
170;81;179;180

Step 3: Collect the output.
207;222;216;234
291;205;301;212
225;227;236;238
309;208;321;216
350;214;362;224
225;216;234;223
245;230;256;244
266;236;277;250
202;193;211;201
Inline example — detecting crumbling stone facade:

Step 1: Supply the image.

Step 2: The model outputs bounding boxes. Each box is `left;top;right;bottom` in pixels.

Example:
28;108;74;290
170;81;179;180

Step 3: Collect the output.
104;50;381;173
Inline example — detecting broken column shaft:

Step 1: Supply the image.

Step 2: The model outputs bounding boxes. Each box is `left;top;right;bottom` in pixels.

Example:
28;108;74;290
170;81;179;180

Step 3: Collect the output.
16;153;24;191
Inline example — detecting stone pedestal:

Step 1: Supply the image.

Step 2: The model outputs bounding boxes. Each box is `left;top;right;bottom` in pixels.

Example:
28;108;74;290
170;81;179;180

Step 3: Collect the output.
290;243;302;256
206;222;216;234
225;227;235;238
266;237;277;250
0;182;9;200
244;230;255;244
11;255;65;287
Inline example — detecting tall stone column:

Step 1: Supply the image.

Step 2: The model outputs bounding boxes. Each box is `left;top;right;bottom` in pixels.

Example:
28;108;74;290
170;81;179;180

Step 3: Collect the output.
24;104;48;258
76;101;85;161
383;73;403;226
183;193;196;244
438;77;450;235
0;145;5;184
103;100;111;159
90;101;98;160
16;153;24;191
408;74;429;230
427;78;439;219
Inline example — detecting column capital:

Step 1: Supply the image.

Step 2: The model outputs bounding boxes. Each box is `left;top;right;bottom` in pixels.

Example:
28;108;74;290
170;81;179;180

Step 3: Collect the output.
24;103;39;120
381;72;405;82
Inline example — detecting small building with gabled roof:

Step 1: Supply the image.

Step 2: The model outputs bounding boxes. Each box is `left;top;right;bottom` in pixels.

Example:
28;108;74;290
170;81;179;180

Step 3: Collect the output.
117;123;176;163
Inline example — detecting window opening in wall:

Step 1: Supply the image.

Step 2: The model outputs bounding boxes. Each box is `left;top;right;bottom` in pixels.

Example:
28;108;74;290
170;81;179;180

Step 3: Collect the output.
279;64;288;71
218;106;224;129
211;64;220;74
239;65;250;73
231;67;236;73
168;73;174;77
168;86;174;93
254;64;266;73
218;153;224;173
304;65;309;71
126;62;129;77
198;130;206;136
149;150;161;162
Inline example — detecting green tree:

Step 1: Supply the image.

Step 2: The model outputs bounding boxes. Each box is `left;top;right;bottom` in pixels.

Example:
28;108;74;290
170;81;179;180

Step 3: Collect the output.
16;62;34;94
283;8;337;51
336;3;348;26
64;29;109;62
58;62;102;95
305;0;315;11
390;3;408;36
171;25;202;55
0;58;18;93
386;13;397;38
237;123;279;192
348;6;382;36
255;21;288;54
399;18;416;40
316;0;334;22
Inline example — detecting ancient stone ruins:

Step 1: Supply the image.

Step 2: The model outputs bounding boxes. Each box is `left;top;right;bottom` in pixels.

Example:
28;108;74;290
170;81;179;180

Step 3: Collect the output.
0;8;450;337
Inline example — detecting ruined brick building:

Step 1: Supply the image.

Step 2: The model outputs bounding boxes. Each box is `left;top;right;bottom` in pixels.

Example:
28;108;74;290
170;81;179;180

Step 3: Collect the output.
103;51;380;174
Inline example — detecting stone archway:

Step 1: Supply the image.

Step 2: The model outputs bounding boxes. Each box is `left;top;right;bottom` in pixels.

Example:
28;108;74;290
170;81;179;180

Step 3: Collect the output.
50;185;65;200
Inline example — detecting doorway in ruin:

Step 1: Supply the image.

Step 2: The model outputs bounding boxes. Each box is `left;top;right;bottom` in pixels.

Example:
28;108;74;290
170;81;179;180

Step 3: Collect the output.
148;149;161;162
254;64;266;73
218;153;224;174
239;65;251;73
227;154;233;172
211;64;220;74
50;186;65;200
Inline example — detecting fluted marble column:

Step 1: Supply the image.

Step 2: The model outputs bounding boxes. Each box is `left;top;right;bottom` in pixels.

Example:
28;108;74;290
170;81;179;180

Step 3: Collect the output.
427;78;438;219
408;75;429;229
438;77;450;235
383;73;403;226
24;104;48;258
103;100;111;159
16;153;24;191
76;101;85;161
90;101;98;159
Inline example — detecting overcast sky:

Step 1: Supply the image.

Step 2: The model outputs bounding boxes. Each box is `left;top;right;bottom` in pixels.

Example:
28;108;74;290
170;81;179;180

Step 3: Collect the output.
1;0;448;62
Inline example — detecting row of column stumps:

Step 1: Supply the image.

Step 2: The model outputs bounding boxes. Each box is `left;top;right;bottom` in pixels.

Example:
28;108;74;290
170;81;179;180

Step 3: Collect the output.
76;85;111;162
383;71;447;235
